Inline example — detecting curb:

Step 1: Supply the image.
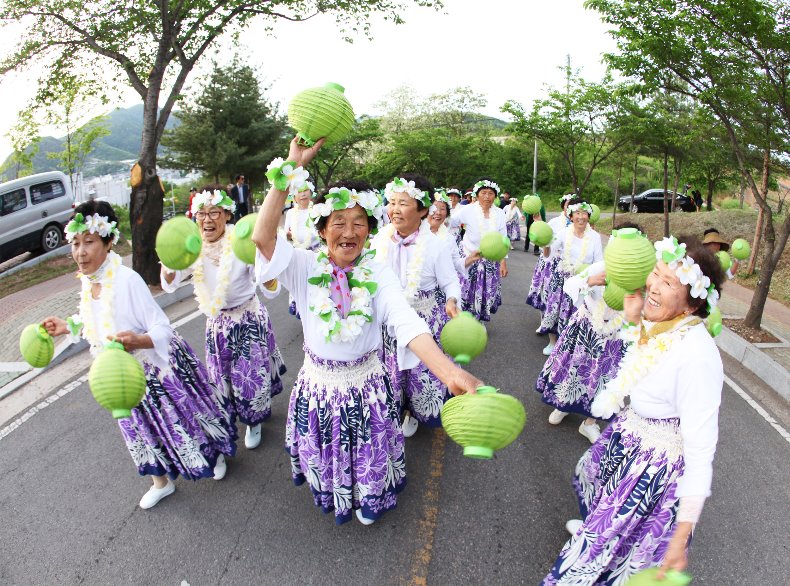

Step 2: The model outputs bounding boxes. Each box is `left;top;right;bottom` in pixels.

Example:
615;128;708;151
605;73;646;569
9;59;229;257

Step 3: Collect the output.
0;282;195;400
0;245;71;279
717;325;790;402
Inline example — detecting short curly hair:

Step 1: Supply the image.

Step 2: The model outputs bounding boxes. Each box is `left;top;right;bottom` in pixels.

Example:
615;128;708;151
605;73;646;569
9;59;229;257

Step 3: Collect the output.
677;235;726;318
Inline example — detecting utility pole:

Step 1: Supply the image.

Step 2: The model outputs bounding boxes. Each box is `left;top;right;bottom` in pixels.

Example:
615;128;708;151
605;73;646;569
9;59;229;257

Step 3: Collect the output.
532;140;538;194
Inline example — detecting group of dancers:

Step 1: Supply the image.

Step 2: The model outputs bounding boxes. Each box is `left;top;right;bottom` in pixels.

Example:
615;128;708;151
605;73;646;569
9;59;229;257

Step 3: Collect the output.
41;135;727;584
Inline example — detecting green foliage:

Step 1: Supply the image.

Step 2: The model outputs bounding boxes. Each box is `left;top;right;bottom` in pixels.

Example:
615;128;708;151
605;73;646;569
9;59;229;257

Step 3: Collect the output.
111;205;131;240
720;198;741;210
0;110;40;180
307;116;384;190
161;57;288;185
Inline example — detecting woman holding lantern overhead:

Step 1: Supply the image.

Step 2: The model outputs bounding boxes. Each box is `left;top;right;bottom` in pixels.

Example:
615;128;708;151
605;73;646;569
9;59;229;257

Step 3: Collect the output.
543;235;726;585
252;137;481;526
42;201;236;510
537;199;603;356
448;178;509;321
160;185;287;452
371;175;462;438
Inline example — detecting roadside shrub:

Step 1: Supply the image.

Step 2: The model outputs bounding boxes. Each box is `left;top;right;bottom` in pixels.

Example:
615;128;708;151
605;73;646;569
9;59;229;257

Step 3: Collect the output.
720;198;741;210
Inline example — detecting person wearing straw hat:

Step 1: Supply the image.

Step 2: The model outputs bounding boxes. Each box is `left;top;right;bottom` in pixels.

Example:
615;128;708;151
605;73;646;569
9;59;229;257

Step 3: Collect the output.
703;228;739;278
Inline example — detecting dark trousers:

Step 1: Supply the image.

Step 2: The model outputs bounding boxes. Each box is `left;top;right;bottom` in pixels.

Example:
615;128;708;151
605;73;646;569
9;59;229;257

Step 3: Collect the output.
525;215;540;252
234;202;249;222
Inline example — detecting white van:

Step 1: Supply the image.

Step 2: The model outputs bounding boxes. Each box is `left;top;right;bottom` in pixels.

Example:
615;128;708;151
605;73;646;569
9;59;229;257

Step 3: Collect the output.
0;171;75;262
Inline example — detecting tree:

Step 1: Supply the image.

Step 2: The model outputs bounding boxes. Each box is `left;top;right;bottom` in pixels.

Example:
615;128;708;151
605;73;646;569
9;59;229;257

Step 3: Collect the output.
306;116;382;191
162;57;287;186
0;0;441;283
586;0;790;329
45;76;110;196
686;111;738;212
0;110;40;180
502;64;639;200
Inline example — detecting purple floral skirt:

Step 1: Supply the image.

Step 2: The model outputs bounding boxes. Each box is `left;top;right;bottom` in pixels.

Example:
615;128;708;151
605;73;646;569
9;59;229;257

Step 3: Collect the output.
380;289;451;427
286;347;406;525
539;266;577;335
461;256;502;322
536;304;627;418
527;255;556;312
205;296;286;426
118;332;237;480
543;408;685;585
506;217;521;241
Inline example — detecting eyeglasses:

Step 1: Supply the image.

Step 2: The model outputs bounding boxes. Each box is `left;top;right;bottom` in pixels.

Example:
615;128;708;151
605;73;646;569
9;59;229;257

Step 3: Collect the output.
195;209;223;220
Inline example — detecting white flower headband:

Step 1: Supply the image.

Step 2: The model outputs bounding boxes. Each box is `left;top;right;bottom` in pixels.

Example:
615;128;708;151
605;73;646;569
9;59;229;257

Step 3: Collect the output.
567;202;593;215
309;187;384;233
445;188;462;197
433;191;450;204
384;177;432;208
655;236;719;311
190;189;236;216
65;212;121;244
560;193;575;202
473;179;501;196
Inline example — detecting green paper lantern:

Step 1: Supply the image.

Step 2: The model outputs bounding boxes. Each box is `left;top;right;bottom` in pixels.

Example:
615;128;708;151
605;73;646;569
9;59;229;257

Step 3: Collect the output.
731;238;750;261
603;228;656;292
440;311;488;364
156;216;202;270
441;386;526;459
716;250;732;272
19;324;54;368
493;197;501;207
624;568;692;586
287;82;355;147
88;340;147;419
589;203;601;225
479;231;510;261
528;220;553;247
522;195;542;215
603;281;626;311
706;306;723;337
232;213;258;265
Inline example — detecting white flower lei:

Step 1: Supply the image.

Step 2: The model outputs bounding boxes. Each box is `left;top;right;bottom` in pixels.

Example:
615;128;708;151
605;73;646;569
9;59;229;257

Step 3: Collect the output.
384;177;432;208
287;206;318;249
558;225;591;273
78;251;122;355
567;202;593;216
375;222;430;303
434;223;450;241
591;315;700;419
308;249;378;343
475;202;499;239
192;232;234;317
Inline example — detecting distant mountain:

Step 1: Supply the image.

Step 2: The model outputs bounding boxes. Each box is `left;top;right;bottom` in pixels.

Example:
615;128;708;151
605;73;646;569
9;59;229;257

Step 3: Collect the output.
1;104;178;180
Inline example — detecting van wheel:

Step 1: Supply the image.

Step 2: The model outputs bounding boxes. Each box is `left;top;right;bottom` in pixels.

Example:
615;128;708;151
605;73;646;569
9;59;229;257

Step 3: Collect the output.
41;225;62;252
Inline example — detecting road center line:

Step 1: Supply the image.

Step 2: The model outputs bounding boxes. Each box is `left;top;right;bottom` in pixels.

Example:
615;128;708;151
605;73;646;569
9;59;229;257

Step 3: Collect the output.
724;375;790;445
407;427;447;585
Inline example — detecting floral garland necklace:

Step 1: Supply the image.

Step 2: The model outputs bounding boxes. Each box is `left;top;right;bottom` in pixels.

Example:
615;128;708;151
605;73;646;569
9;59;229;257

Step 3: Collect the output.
192;231;234;317
585;298;625;337
558;225;591;274
475;203;498;239
308;249;378;343
591;314;702;419
433;223;449;241
375;222;429;302
78;251;122;355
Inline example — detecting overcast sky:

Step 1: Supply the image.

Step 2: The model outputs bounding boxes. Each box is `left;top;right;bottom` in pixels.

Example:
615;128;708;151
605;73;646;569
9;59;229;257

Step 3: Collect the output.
0;0;617;162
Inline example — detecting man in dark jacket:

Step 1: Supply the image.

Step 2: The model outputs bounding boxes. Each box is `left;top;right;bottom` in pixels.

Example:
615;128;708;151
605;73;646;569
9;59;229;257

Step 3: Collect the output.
230;174;250;221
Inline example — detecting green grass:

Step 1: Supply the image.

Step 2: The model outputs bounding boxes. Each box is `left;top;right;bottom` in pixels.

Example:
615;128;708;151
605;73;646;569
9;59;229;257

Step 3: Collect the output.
595;209;790;306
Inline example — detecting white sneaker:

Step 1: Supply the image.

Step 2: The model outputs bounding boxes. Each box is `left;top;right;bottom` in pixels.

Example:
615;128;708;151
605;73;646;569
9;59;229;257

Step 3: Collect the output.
245;424;262;449
401;415;419;438
565;519;583;535
548;409;568;425
139;480;175;509
356;508;376;526
579;422;601;444
535;326;543;334
542;342;555;356
213;454;227;480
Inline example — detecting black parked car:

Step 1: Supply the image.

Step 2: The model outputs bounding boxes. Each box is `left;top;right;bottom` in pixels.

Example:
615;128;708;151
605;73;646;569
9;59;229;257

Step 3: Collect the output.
618;189;696;213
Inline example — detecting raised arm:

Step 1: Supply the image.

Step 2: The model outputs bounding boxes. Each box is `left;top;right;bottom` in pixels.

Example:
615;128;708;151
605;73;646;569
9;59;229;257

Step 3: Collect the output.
252;137;324;259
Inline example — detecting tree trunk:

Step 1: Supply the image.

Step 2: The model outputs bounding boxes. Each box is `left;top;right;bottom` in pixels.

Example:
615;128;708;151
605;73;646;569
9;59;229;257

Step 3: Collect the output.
612;162;622;229
746;147;771;276
662;150;670;237
671;156;681;212
743;214;789;329
631;155;638;196
707;179;715;212
739;175;746;209
131;94;165;285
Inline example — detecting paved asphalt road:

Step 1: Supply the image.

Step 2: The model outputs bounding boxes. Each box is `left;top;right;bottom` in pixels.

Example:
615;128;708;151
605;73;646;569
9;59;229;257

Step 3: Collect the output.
1;245;788;585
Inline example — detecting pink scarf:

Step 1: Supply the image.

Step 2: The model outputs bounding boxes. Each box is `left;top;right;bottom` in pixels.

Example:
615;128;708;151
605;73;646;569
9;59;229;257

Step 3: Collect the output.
329;260;354;318
391;230;419;286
